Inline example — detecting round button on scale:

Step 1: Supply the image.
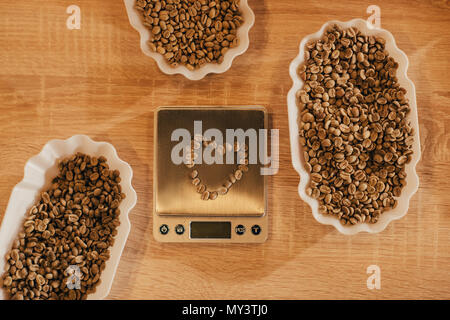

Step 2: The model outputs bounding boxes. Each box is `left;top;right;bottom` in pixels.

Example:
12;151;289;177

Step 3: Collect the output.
175;224;185;235
251;225;261;235
159;224;169;235
235;224;246;235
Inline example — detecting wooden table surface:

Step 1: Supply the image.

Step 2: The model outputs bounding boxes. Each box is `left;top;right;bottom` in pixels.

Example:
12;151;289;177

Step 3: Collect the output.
0;0;449;299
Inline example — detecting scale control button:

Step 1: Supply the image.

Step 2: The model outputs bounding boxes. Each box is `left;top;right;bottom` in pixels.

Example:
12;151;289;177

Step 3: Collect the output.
235;224;246;235
175;224;185;235
251;225;261;235
159;224;169;235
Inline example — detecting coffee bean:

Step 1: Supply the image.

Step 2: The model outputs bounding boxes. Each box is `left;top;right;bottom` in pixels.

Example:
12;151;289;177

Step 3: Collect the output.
201;191;210;201
192;177;201;186
209;191;218;200
190;170;198;179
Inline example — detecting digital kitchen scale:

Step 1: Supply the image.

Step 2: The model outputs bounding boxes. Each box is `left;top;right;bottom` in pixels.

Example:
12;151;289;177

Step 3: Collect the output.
154;106;268;243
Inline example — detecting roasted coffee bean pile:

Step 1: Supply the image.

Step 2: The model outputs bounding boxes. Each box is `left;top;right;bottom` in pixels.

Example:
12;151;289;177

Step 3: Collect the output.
297;25;414;225
1;153;125;300
135;0;243;70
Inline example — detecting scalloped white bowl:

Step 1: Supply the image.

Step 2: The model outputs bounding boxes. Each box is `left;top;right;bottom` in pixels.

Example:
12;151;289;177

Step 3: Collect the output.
287;19;421;235
0;135;137;299
123;0;255;80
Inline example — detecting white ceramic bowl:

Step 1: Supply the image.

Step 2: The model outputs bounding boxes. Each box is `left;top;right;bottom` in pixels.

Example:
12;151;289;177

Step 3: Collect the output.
123;0;255;80
287;19;421;235
0;135;137;299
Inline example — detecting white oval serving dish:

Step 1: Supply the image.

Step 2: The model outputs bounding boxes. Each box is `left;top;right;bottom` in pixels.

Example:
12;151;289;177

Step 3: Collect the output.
0;135;137;299
123;0;255;80
287;19;421;235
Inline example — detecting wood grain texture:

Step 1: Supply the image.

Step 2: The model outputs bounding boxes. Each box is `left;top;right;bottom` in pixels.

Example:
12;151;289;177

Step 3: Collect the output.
0;0;449;299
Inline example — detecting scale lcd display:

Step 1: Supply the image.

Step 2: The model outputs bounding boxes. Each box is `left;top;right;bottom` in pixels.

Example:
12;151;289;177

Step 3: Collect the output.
190;221;231;239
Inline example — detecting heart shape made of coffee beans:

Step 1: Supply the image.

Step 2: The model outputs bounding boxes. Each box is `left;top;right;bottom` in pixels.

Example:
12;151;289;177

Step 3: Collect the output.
184;135;249;200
